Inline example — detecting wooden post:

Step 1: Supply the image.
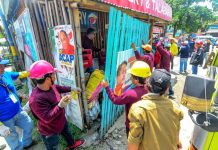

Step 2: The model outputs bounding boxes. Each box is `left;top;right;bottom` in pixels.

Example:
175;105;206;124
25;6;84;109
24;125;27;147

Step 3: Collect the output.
45;0;51;28
54;0;60;25
70;4;91;126
149;19;154;45
67;2;84;126
48;1;54;27
60;0;68;24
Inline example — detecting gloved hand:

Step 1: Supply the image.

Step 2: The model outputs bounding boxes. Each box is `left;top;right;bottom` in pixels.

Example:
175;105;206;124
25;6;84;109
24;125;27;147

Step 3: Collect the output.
58;95;71;108
0;125;10;137
71;87;81;93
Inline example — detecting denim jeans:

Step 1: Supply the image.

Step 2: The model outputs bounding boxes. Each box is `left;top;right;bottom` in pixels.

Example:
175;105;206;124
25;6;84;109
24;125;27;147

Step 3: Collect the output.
2;109;33;150
169;84;174;96
192;65;198;75
180;58;188;73
41;122;74;150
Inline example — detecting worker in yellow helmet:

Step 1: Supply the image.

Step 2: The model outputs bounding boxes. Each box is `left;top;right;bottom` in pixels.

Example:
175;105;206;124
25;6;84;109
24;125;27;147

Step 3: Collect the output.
102;61;151;137
132;43;154;72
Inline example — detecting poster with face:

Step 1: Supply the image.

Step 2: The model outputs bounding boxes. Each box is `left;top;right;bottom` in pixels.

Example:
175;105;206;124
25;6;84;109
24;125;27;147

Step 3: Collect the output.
49;25;83;130
114;49;136;96
51;25;76;87
13;9;39;62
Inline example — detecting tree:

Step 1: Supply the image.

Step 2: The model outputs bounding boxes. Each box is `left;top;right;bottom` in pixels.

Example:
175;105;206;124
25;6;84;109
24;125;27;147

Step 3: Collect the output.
209;0;218;12
166;0;216;36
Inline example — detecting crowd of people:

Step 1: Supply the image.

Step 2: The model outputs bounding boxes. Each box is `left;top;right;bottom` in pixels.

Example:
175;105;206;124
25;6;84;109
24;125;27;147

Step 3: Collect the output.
0;34;218;150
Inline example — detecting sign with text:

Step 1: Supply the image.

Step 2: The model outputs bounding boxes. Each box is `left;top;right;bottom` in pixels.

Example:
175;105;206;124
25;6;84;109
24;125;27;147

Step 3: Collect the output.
49;25;83;129
103;0;172;21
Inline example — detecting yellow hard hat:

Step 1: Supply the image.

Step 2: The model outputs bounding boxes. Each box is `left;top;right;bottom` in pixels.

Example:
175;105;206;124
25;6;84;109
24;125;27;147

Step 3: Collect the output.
128;61;151;78
142;44;152;52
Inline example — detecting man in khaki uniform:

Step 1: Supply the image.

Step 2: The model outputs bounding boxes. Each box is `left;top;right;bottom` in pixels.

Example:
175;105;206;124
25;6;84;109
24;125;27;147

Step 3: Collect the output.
128;69;183;150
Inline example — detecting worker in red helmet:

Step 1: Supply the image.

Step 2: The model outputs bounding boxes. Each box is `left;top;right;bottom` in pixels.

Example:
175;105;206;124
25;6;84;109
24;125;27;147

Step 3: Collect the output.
132;43;154;72
28;60;85;150
190;40;204;74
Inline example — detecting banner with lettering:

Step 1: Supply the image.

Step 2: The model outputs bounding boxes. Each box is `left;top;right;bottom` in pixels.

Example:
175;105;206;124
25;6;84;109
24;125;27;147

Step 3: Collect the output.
51;25;76;87
49;25;83;129
103;0;172;21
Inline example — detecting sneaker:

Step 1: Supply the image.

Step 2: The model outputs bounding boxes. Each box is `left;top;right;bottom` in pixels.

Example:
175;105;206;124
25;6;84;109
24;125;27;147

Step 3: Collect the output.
23;140;38;149
69;139;86;149
169;95;176;99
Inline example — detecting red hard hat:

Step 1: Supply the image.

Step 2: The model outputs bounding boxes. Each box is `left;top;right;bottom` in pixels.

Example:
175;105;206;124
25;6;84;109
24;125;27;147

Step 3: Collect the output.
196;40;203;46
29;60;59;79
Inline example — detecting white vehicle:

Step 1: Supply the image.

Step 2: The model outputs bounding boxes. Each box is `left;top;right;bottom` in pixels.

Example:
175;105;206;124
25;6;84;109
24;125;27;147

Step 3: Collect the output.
196;35;216;45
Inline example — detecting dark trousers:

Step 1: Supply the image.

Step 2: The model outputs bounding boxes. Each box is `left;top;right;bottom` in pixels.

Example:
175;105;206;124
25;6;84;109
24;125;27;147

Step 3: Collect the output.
169;83;174;96
41;122;74;150
171;56;174;70
126;127;129;138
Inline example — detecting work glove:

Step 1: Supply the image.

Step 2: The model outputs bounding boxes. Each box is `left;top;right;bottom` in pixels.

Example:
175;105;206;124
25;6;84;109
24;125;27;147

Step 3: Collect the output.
0;125;10;137
58;95;71;108
71;87;82;93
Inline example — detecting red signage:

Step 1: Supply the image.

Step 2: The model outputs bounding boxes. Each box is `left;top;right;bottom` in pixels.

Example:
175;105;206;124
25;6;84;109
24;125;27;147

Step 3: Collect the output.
103;0;172;21
153;26;163;33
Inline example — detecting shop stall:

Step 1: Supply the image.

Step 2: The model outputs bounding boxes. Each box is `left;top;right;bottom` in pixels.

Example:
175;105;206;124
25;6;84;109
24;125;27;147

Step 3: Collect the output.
2;0;172;137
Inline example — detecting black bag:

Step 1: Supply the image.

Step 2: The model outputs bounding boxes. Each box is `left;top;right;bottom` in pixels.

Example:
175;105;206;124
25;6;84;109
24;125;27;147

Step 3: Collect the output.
190;52;199;65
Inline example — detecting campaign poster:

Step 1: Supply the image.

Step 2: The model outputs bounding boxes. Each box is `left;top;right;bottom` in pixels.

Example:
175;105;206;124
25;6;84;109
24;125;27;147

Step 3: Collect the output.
114;49;136;96
52;25;76;87
49;25;83;129
13;9;39;62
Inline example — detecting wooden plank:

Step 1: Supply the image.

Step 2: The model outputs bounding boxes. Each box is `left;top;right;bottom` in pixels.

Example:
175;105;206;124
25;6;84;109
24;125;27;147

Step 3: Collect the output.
67;2;84;126
48;1;54;26
54;0;60;25
71;6;91;126
58;0;64;24
149;19;154;45
45;0;51;27
60;0;68;24
51;2;57;26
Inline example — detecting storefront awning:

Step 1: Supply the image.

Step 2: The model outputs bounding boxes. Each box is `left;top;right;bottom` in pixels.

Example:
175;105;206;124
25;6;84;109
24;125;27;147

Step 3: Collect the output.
102;0;172;21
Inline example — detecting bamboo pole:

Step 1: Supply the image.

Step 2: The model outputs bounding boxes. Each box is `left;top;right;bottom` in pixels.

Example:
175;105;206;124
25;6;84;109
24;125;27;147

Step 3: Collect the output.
67;1;84;128
54;0;60;25
70;4;91;126
149;19;154;45
51;2;57;26
60;0;68;24
45;0;51;28
48;1;54;27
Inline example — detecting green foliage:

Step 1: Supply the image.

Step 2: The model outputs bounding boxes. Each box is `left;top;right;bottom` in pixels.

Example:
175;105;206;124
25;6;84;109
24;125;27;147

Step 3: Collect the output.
166;0;217;35
210;0;218;12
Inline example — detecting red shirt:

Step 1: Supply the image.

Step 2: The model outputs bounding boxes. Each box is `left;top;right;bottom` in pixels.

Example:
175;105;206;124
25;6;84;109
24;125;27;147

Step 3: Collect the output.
29;85;71;136
134;51;154;71
156;42;172;72
106;86;148;129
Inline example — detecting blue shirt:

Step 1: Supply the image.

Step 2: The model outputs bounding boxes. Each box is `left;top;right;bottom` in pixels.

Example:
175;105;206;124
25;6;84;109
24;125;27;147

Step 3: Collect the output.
0;72;20;121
